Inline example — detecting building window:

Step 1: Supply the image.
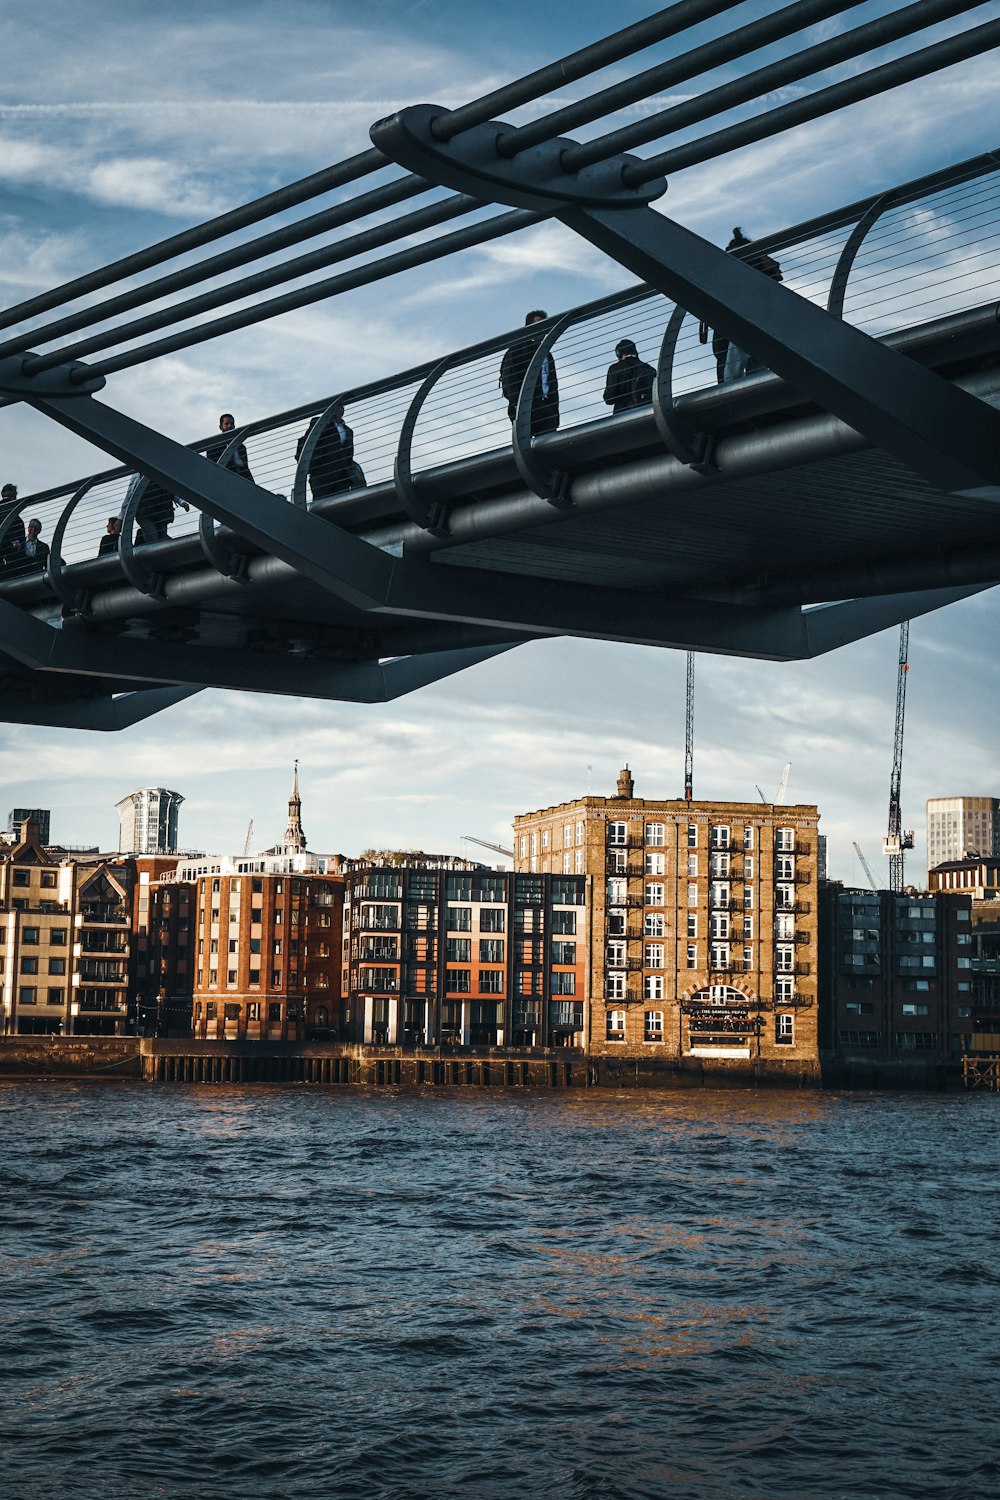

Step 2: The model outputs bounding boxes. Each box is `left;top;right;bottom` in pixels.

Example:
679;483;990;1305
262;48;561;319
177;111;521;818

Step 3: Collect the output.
22;927;39;944
606;1010;626;1041
551;941;576;964
776;856;795;881
552;911;577;935
643;975;664;1000
775;975;794;1002
550;972;576;995
744;826;754;851
687;853;698;877
776;828;794;852
606;911;625;936
710;943;730;970
686;944;697;968
562;853;571;874
744;857;754;880
710;883;729;909
479;939;505;963
575;851;584;874
20;957;38;974
606;972;626;1001
480;970;504;994
608;822;628;847
710;912;729;940
645;943;664;969
646;823;665;847
563;826;572;849
50;929;66;945
644;914;665;938
775;1014;794;1045
268;1003;282;1022
776;945;794;972
607;940;626;968
448;968;471;993
645;852;665;876
576;821;585;845
227;970;237;986
644;1010;663;1043
607;878;626;906
646;883;665;906
480;908;505;933
448;906;472;931
687;824;698;848
775;912;794;940
47;988;62;1004
48;958;65;975
901;1002;930;1016
519;836;527;858
541;831;549;849
19;987;36;1005
710;825;730;849
687;883;698;907
743;915;753;939
743;945;753;971
687;914;697;939
446;938;471;962
12;870;30;887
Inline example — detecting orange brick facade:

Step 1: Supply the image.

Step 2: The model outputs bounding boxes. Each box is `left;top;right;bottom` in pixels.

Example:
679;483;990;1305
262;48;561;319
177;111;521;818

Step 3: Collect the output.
514;772;820;1080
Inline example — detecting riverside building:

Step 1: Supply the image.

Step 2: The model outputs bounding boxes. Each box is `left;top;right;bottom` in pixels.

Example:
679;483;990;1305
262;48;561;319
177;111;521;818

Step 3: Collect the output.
513;767;821;1082
0;817;133;1035
342;865;587;1047
926;796;1000;873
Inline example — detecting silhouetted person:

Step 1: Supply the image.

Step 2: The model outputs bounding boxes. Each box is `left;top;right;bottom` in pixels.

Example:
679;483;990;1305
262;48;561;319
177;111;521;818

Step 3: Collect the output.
603;338;655;413
295;402;355;500
0;482;25;573
205;412;254;481
722;227;783;383
98;516;122;555
16;517;49;574
124;473;190;545
500;310;559;436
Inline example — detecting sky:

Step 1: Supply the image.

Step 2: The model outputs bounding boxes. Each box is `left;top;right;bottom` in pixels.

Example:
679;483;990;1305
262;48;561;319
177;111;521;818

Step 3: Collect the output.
1;0;999;877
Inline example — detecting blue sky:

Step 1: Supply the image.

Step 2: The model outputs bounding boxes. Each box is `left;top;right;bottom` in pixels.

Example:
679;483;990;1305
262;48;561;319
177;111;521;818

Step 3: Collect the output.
1;0;999;876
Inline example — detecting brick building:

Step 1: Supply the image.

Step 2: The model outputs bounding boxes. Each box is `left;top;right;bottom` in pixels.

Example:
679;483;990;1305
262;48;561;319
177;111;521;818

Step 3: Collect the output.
513;768;820;1081
0;818;133;1035
342;865;587;1047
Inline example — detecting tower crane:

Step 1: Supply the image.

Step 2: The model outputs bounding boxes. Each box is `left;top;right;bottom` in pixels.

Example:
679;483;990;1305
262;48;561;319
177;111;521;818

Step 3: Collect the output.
684;652;695;802
464;836;514;859
242;819;253;856
882;622;915;892
776;762;791;805
852;841;880;893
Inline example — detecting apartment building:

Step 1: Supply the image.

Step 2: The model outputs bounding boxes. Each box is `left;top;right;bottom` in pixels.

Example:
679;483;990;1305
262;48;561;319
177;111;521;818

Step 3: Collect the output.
0;819;132;1035
818;886;974;1064
342;865;587;1047
513;768;820;1080
190;867;344;1041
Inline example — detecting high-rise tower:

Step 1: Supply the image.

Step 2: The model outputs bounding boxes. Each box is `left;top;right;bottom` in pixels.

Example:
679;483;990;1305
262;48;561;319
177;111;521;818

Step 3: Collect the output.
115;787;183;855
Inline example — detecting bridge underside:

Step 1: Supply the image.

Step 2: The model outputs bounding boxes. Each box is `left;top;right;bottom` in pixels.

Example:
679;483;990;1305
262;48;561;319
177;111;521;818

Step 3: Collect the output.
1;319;998;728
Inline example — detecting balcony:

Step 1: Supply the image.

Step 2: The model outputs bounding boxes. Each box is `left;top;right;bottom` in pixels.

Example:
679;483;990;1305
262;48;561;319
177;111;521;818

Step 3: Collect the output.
795;900;811;915
795;871;811;885
794;930;810;944
361;946;400;963
794;961;811;976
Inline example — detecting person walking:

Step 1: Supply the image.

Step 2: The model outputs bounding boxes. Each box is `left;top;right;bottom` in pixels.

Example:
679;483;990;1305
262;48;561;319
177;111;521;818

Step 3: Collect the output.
295;402;355;500
500;310;559;436
0;483;25;573
124;473;190;545
16;518;49;574
722;227;783;383
205;413;254;481
98;516;123;555
603;338;655;413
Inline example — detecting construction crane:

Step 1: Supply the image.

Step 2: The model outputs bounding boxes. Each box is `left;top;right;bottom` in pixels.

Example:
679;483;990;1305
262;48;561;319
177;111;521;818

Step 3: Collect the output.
882;622;915;892
776;762;791;805
464;835;514;859
242;819;253;856
853;841;880;893
684;652;695;802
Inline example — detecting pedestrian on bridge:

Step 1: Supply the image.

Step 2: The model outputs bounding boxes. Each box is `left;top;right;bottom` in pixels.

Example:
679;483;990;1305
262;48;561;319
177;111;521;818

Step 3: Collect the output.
723;227;782;383
603;339;655;413
500;310;559;436
205;413;255;482
0;482;25;573
15;518;49;574
295;402;355;500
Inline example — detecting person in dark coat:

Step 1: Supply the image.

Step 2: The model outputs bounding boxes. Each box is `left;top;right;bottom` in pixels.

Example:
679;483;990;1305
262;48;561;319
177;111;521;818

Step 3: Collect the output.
602;338;655;413
128;475;189;545
1;482;25;573
295;403;355;501
499;310;559;436
98;516;122;555
15;518;49;574
722;226;783;383
204;412;254;480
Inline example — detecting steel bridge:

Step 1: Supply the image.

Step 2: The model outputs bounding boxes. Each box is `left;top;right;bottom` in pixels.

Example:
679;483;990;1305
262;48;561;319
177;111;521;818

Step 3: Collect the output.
1;0;999;728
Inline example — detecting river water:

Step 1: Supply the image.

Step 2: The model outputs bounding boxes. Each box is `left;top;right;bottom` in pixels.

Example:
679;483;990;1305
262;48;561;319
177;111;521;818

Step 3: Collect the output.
1;1082;997;1500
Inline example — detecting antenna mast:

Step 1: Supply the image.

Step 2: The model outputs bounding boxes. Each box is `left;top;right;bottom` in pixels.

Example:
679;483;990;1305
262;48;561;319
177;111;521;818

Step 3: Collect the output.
883;623;914;893
684;652;695;802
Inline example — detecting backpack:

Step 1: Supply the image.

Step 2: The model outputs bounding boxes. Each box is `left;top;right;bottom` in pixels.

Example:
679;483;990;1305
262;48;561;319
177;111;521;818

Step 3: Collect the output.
629;360;655;406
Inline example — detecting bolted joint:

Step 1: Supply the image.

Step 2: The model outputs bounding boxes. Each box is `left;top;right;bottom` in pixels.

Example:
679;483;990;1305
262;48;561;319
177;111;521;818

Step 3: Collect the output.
371;103;666;212
0;352;105;398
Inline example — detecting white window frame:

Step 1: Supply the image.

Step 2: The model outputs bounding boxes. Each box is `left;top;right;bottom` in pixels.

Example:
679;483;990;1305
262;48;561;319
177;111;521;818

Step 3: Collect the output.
645;822;665;847
643;974;664;1000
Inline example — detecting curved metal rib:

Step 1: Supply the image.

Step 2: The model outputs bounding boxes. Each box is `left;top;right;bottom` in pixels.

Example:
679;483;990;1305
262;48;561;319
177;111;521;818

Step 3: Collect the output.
512;312;573;507
48;476;105;609
394;361;453;536
827;191;893;320
292;394;349;511
197;424;260;580
118;476;167;598
652;303;718;473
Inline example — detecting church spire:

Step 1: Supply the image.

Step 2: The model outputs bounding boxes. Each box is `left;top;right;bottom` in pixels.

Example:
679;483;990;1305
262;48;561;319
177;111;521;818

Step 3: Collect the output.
282;760;307;853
